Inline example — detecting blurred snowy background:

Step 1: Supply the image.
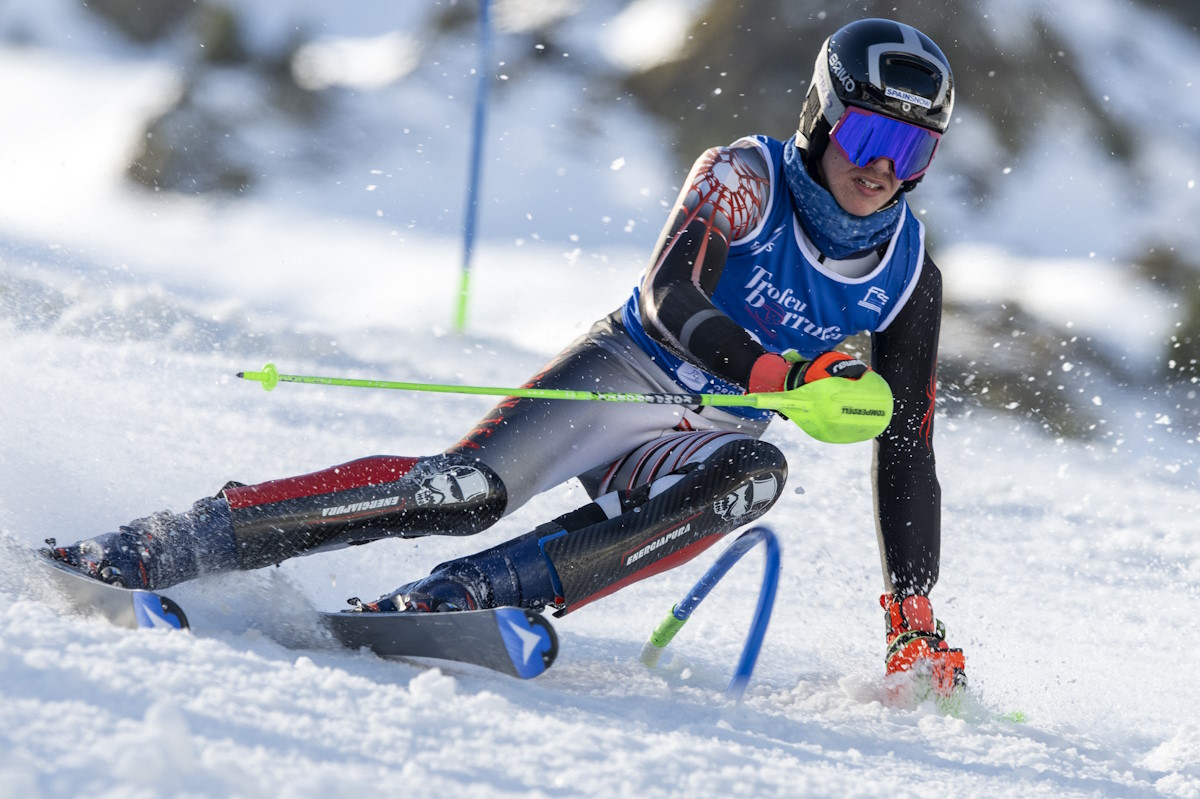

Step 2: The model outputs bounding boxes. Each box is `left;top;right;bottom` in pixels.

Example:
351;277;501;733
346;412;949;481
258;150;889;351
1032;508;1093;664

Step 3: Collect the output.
3;0;1199;442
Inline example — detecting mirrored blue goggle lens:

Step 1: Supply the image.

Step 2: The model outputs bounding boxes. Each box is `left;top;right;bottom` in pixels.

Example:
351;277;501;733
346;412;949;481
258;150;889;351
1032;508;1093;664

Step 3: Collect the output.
832;108;941;181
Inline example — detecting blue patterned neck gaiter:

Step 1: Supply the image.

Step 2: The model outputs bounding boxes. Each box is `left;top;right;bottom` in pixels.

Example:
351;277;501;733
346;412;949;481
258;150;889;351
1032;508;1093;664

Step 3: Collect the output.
783;137;903;260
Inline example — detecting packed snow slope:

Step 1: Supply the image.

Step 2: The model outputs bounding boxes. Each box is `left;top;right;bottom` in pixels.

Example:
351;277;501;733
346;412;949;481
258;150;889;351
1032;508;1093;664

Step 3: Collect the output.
2;7;1200;799
4;210;1200;799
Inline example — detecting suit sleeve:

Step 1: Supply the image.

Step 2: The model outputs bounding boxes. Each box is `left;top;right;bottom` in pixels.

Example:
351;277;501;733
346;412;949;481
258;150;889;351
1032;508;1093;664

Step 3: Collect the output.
870;255;942;597
638;143;774;388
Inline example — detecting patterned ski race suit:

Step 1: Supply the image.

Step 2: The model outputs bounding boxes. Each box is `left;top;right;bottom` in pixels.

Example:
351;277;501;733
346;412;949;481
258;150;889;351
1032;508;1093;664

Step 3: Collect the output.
56;134;942;619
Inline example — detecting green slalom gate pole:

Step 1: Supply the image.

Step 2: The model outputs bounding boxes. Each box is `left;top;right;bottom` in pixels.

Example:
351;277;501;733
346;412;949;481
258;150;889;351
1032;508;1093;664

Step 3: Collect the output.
454;0;492;334
638;526;781;700
237;362;894;445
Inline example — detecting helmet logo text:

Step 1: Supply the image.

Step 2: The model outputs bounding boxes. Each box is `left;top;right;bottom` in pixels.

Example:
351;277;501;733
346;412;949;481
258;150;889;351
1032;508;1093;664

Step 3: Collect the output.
828;52;856;94
885;86;932;109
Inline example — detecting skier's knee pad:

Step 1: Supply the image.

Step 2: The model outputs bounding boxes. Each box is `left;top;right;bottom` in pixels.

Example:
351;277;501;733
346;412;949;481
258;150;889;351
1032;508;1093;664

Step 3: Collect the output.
597;430;766;498
544;435;787;612
223;453;507;569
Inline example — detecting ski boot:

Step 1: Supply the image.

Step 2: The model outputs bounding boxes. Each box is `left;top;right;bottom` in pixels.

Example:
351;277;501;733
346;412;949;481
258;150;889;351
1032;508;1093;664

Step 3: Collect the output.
46;497;238;590
364;563;491;613
47;529;157;589
882;593;966;702
364;517;562;614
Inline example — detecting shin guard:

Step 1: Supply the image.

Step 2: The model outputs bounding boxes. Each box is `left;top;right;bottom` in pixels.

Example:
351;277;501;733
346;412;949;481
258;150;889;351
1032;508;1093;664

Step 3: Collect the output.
396;434;787;616
223;454;506;570
544;435;786;613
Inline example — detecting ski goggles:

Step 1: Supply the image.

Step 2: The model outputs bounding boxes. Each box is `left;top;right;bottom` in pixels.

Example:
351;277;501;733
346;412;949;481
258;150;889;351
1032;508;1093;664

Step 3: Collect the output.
830;105;942;181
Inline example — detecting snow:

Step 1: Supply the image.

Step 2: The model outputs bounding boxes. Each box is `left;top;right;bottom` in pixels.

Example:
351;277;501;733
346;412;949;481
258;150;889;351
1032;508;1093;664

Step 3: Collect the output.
2;4;1200;799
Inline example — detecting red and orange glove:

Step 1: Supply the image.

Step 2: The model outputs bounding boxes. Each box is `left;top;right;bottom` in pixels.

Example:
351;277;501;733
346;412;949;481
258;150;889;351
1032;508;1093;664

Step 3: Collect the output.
882;594;967;697
747;351;869;395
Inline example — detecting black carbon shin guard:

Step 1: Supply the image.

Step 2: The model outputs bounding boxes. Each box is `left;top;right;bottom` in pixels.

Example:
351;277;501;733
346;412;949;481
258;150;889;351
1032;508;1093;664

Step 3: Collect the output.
224;454;507;570
540;437;787;614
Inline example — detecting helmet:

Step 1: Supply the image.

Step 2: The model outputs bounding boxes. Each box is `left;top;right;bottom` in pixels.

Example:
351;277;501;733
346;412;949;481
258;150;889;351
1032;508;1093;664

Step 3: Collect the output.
797;19;954;186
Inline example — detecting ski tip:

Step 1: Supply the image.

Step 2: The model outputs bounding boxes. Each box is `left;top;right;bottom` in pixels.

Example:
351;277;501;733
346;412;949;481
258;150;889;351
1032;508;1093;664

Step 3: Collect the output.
132;592;190;630
495;608;558;679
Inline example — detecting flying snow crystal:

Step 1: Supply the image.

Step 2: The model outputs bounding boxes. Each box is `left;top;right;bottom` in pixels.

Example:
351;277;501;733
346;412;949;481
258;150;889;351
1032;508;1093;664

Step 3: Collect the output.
611;157;626;171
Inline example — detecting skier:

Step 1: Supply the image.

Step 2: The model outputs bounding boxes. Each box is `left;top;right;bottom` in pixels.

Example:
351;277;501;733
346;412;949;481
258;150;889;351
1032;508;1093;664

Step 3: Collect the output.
49;18;965;693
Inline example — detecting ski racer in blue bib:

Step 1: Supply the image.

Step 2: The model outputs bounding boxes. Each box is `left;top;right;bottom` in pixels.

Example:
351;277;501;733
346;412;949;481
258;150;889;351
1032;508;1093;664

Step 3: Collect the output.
620;132;928;418
48;19;966;696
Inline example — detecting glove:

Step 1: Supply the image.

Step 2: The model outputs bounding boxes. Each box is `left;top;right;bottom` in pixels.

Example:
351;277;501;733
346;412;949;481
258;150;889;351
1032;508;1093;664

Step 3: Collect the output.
882;593;967;699
747;351;869;395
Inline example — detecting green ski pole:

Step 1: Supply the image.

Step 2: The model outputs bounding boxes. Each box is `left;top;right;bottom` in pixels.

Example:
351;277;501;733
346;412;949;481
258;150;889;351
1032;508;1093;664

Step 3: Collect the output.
237;362;893;444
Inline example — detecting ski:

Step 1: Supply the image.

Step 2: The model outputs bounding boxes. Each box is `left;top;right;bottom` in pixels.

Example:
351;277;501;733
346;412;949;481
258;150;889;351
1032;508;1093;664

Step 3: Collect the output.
322;606;558;679
35;551;557;678
40;556;190;630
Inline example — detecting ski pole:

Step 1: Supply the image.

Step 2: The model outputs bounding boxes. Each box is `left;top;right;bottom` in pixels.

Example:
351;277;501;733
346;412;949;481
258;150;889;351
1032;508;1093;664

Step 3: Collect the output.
236;362;893;444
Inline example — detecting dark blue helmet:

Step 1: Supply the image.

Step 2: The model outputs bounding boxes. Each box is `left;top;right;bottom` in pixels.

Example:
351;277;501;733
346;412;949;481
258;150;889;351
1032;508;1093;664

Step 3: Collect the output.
798;19;954;169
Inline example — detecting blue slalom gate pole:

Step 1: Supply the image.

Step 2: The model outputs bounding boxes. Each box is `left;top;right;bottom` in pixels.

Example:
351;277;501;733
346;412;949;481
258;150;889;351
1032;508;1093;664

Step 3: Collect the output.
454;0;492;334
639;526;782;700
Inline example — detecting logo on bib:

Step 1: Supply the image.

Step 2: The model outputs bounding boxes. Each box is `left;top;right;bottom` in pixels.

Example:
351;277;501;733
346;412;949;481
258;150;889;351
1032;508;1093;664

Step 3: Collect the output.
857;286;889;314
